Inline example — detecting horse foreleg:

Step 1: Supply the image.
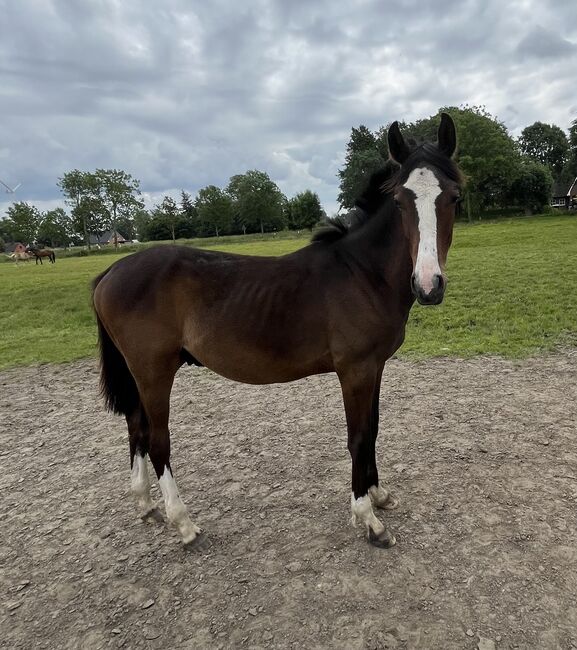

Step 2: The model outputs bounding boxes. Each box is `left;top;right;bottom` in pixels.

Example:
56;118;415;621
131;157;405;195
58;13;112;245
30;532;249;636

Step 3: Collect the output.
339;365;396;548
366;370;399;511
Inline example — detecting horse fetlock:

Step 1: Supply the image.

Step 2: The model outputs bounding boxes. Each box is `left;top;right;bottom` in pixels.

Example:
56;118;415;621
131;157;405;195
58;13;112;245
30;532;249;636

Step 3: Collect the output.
178;520;202;545
351;493;386;536
369;485;399;510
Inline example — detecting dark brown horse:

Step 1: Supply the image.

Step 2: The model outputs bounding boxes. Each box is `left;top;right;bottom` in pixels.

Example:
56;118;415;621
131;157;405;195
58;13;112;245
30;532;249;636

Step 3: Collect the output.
27;246;56;264
93;114;462;549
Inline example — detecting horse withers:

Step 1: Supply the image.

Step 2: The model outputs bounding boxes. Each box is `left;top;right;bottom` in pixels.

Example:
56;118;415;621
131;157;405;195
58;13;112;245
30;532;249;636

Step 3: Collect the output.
26;246;56;264
92;114;462;549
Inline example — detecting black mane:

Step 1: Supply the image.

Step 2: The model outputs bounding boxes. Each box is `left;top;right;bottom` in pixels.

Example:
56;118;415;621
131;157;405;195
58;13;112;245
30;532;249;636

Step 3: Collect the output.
312;143;462;245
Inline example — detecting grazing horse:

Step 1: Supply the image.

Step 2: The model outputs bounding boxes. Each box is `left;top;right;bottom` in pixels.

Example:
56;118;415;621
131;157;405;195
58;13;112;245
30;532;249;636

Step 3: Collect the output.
27;246;56;264
92;114;462;549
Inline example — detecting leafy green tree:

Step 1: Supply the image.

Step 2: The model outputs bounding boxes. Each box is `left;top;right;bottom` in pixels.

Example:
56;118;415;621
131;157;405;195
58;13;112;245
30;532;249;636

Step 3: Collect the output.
58;170;100;248
152;196;180;242
195;185;234;237
180;190;199;237
94;169;144;247
562;118;577;185
227;170;286;234
287;190;324;230
395;106;521;220
508;161;553;215
338;126;386;209
37;208;72;247
4;202;41;243
133;209;152;241
71;197;107;245
519;122;569;177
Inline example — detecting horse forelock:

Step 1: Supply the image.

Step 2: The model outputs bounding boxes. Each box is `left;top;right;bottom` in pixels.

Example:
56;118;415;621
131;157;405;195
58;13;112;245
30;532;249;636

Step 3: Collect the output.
312;144;461;246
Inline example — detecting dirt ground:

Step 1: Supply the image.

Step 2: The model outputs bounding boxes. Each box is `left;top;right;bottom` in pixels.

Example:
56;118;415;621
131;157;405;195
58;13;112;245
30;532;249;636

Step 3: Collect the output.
1;352;576;650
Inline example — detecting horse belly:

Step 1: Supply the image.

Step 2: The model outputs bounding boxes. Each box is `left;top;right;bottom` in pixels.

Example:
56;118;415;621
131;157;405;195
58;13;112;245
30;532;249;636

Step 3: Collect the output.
183;326;330;385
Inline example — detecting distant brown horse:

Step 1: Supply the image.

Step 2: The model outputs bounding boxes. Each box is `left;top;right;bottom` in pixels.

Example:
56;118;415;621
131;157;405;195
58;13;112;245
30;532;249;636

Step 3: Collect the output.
27;246;55;264
93;114;462;549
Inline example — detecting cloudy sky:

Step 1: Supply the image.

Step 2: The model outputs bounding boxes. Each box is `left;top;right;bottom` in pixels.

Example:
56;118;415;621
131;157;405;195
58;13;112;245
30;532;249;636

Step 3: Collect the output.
1;0;576;218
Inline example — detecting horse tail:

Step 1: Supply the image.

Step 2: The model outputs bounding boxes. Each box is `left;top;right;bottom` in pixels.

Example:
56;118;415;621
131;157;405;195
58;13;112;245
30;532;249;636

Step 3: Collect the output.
92;271;140;416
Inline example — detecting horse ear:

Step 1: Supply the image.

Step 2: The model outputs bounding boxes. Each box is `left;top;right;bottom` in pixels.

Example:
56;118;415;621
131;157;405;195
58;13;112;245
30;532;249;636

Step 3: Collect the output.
387;121;411;165
437;112;457;158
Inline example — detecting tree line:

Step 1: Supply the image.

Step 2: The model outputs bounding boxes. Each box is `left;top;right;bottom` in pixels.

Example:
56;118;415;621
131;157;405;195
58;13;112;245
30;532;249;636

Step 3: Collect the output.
3;106;575;249
0;169;325;249
338;105;577;219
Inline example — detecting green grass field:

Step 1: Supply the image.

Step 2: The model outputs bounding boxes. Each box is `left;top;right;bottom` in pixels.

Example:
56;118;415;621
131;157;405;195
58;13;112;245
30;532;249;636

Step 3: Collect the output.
1;214;576;370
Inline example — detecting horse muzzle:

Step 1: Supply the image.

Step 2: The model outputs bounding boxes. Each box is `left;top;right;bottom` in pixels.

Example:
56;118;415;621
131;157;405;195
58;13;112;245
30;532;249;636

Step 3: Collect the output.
411;273;446;305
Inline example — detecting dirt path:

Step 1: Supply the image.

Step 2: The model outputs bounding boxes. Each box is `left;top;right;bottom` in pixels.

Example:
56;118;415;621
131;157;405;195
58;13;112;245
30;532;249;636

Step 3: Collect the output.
1;353;576;649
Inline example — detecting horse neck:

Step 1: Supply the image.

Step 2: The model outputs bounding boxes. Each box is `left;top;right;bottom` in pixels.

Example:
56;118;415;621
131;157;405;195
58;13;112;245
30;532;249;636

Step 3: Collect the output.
339;200;414;305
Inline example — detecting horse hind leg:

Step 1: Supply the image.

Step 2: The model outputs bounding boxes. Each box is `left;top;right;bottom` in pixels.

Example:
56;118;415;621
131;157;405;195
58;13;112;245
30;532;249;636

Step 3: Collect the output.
136;365;202;547
126;404;163;523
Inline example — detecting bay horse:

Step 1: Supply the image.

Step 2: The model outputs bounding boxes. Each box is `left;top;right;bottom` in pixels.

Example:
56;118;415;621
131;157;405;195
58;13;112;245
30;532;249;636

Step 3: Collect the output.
92;114;462;549
27;246;56;264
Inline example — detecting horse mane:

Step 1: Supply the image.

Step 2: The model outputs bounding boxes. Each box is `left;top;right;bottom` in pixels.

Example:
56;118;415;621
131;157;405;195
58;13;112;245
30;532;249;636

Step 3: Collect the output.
312;143;462;245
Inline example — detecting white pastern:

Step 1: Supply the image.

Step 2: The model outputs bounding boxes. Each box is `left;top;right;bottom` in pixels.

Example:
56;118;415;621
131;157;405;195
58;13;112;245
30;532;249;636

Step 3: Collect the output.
350;493;386;536
131;454;155;515
404;167;442;293
158;467;201;544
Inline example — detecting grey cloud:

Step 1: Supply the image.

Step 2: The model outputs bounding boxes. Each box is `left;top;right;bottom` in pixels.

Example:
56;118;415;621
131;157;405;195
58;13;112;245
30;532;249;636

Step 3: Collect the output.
516;26;577;60
1;0;577;217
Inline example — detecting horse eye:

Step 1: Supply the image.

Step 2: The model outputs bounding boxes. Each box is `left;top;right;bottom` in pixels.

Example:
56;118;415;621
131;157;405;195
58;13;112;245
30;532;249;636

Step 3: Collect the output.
451;195;460;204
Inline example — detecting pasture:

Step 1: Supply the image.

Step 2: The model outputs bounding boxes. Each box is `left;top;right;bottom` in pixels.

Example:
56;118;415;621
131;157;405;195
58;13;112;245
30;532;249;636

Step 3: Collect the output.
1;214;577;649
1;214;577;370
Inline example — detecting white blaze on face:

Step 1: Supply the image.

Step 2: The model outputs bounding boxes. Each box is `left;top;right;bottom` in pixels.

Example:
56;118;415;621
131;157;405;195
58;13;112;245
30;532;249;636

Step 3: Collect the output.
404;167;442;294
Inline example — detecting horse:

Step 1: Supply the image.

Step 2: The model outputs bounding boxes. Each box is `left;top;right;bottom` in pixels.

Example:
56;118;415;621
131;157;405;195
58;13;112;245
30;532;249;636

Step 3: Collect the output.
92;114;462;549
9;251;31;263
26;246;56;264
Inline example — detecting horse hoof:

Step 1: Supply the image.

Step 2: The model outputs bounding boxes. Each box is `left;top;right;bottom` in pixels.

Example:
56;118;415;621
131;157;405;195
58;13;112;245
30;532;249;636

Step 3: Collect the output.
141;507;164;524
368;528;396;548
183;531;211;552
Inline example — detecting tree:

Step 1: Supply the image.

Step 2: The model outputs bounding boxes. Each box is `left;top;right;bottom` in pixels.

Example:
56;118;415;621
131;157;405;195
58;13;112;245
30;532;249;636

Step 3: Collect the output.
227;170;286;234
94;169;144;247
508;161;553;215
71;196;106;245
195;185;234;237
338;126;386;209
4;202;41;243
58;170;99;248
287;190;324;230
180;190;199;238
562;118;577;185
153;196;180;242
395;106;521;220
37;208;72;247
133;209;152;241
519;122;569;177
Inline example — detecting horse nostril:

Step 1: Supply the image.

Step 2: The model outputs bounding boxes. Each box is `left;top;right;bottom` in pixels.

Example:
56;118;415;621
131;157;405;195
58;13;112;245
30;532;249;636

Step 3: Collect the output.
433;274;445;292
410;274;417;294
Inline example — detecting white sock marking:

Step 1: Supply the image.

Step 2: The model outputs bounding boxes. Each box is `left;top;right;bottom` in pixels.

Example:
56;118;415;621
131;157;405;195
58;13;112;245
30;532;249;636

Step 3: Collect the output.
404;167;442;294
131;454;155;515
158;467;200;544
350;493;385;536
